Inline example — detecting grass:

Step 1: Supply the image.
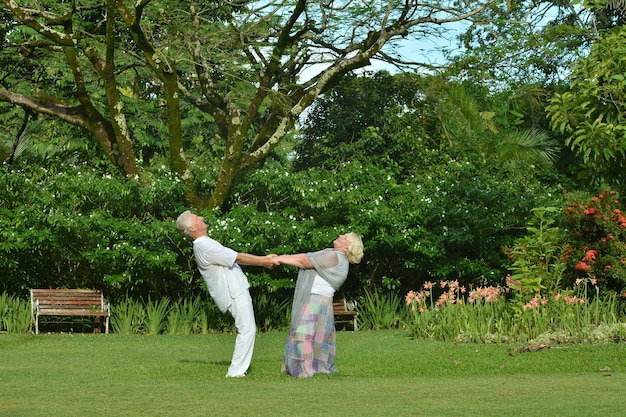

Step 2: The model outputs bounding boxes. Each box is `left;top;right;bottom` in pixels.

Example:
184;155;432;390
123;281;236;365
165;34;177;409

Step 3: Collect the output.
1;330;626;416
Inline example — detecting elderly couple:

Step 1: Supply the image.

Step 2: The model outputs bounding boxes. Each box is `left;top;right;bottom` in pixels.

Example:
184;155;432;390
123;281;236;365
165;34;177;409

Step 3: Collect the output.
176;210;364;378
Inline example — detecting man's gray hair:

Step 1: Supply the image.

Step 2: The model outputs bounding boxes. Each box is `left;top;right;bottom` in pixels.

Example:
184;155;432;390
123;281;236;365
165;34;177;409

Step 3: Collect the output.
176;210;194;238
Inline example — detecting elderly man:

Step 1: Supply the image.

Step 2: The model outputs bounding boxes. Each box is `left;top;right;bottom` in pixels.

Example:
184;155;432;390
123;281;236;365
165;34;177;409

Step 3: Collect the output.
176;210;278;377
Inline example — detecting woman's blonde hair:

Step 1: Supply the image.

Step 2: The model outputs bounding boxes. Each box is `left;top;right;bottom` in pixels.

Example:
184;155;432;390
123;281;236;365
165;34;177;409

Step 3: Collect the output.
345;232;364;264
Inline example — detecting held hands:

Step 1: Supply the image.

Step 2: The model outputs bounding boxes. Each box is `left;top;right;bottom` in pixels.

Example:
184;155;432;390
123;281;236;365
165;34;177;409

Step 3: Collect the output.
261;254;309;269
263;254;281;269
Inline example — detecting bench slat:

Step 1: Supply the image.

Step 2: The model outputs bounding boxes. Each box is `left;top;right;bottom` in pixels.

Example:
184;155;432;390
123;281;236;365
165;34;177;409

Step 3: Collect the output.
37;300;104;305
38;309;110;316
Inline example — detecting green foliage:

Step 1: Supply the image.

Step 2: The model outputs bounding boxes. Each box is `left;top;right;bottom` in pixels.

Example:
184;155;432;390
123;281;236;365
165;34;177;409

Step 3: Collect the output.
2;0;504;209
234;154;556;293
507;207;568;297
105;293;291;335
144;297;171;335
0;162;190;300
0;70;578;307
165;296;204;335
111;297;145;335
109;295;234;335
547;27;626;191
251;291;291;332
356;289;403;330
279;72;571;291
0;293;31;333
296;71;429;174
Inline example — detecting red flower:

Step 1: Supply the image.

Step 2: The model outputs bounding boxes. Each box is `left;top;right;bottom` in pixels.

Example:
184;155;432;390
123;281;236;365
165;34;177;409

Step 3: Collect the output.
582;250;598;262
584;208;598;216
575;262;591;272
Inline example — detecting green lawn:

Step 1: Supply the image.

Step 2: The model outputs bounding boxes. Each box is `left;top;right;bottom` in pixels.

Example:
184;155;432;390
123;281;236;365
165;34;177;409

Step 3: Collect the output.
1;330;625;416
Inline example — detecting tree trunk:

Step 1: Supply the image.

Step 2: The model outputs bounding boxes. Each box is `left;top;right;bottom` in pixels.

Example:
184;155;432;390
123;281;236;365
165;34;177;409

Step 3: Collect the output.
162;66;206;209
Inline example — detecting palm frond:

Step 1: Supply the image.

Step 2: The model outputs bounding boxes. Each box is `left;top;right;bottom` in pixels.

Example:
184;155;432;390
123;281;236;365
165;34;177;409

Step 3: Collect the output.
496;129;561;165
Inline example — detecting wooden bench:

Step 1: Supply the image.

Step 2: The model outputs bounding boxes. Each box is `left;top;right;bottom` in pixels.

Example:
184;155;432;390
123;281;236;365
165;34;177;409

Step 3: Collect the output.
30;289;110;334
333;298;358;331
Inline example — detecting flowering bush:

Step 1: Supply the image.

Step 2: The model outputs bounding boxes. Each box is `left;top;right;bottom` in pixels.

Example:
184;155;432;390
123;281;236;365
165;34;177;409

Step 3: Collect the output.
561;191;626;293
404;277;624;343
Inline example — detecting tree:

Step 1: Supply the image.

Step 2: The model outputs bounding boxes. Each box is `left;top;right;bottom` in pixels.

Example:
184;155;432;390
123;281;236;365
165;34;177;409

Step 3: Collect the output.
546;26;626;192
298;71;561;173
1;0;499;209
448;0;612;89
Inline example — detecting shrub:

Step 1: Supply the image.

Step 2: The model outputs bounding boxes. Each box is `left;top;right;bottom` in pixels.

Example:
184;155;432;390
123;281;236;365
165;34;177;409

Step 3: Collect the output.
506;206;568;297
561;190;626;293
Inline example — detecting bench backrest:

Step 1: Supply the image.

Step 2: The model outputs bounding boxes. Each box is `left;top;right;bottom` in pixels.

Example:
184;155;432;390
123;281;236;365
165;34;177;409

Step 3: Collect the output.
30;289;108;314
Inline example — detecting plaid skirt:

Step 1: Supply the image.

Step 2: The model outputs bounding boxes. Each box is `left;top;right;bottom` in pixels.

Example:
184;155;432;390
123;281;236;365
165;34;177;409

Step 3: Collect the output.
281;294;336;377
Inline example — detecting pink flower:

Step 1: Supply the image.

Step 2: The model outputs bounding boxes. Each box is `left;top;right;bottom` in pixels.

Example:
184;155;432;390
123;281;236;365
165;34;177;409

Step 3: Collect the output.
523;297;539;310
405;291;417;305
435;292;450;310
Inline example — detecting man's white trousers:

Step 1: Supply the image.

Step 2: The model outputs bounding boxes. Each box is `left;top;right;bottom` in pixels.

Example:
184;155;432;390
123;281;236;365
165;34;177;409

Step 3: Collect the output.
225;291;256;377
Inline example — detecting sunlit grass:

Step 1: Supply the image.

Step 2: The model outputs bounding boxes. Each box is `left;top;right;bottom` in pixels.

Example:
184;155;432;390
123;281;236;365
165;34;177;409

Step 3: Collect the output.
1;330;625;416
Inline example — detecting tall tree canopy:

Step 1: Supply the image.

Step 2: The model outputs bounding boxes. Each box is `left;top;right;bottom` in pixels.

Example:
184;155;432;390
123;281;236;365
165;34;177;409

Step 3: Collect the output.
2;0;500;209
449;0;626;88
547;26;626;191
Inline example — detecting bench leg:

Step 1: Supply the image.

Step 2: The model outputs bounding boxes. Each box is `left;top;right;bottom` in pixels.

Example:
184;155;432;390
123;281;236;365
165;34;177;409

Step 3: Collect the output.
105;316;109;334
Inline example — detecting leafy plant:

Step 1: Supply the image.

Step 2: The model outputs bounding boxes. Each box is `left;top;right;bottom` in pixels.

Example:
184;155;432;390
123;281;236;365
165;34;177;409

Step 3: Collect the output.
357;289;403;330
144;297;171;335
251;292;291;332
506;206;568;297
111;297;145;335
0;293;31;333
166;296;202;335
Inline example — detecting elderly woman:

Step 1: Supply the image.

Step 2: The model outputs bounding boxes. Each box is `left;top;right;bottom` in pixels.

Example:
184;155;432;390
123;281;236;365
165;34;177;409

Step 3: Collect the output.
277;232;364;377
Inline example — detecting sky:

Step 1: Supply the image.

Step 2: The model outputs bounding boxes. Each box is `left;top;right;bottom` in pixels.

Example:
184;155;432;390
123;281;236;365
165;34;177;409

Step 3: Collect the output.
300;21;468;80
